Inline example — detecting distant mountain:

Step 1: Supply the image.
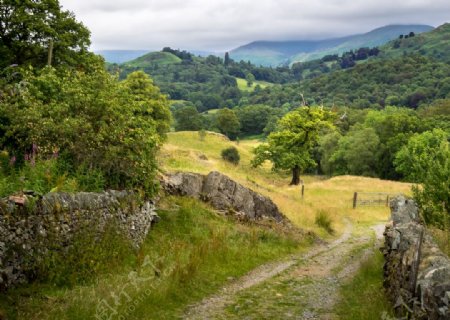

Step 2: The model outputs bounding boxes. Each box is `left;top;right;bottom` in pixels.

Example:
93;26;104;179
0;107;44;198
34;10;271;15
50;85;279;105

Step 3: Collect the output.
96;50;150;63
230;25;434;66
189;50;223;57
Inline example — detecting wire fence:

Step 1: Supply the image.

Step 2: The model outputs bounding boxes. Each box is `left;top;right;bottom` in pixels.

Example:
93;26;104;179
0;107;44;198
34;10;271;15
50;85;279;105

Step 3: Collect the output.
352;192;400;208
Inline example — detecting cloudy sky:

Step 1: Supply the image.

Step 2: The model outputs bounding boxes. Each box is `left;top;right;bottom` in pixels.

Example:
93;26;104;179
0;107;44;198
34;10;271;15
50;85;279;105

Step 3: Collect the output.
59;0;450;51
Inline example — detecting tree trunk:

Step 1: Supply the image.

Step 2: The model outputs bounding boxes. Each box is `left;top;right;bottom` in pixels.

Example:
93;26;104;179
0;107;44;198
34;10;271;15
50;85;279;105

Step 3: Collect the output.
290;165;300;185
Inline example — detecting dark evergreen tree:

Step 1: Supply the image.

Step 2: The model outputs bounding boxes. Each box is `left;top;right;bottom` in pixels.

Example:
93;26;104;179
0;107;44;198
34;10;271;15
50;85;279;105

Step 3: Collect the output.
224;52;231;66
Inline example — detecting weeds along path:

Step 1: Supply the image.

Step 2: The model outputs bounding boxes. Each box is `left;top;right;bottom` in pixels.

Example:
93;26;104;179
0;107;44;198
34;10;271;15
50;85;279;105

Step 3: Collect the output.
183;221;385;320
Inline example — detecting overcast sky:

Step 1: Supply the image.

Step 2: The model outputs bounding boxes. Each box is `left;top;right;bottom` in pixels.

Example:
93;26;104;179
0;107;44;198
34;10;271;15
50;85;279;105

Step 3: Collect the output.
59;0;450;51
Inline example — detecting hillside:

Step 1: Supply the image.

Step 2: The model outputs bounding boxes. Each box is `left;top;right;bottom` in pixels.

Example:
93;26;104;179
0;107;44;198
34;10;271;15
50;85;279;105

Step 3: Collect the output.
380;23;450;62
159;131;412;233
249;54;450;109
108;48;295;111
284;22;450;82
230;24;433;67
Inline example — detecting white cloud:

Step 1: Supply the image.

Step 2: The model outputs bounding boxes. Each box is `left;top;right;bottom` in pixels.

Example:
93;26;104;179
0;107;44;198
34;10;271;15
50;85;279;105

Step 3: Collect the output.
59;0;450;51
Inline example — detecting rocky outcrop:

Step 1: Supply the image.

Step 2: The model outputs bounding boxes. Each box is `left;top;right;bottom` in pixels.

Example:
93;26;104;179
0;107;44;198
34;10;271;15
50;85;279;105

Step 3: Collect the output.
0;191;158;291
161;171;284;221
383;196;450;319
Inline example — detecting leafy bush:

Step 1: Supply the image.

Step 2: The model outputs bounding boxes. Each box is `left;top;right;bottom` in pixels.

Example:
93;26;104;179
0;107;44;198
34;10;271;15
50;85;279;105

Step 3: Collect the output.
395;129;450;228
315;210;334;234
221;146;240;165
411;140;450;229
0;68;170;197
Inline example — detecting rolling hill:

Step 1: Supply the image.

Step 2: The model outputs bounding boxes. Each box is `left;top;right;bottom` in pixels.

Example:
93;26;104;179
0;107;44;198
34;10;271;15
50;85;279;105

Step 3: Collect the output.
230;24;433;67
123;51;183;68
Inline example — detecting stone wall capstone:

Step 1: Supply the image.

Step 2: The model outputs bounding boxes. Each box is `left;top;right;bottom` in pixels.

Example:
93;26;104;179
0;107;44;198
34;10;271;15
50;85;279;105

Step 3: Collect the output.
383;196;450;319
0;190;158;291
161;171;285;221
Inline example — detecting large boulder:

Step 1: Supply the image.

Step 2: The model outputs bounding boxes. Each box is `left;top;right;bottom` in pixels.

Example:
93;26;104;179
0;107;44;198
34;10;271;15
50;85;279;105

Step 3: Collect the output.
162;171;284;221
161;172;204;198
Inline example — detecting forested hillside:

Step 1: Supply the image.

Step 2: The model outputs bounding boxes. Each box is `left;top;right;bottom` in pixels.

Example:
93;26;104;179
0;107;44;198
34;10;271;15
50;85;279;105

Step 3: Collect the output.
108;48;293;111
250;55;450;109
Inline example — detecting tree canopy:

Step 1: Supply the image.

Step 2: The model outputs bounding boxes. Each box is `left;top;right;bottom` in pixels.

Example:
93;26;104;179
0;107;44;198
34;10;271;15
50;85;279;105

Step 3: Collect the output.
0;0;93;69
394;129;448;183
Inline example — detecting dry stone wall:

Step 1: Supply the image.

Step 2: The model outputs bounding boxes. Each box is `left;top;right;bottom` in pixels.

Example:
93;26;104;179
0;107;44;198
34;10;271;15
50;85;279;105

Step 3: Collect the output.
383;196;450;319
0;190;158;291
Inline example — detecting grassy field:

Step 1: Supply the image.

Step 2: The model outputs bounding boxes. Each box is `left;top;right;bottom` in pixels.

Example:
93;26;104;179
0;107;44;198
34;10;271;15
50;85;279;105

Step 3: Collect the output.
159;131;412;237
236;77;272;92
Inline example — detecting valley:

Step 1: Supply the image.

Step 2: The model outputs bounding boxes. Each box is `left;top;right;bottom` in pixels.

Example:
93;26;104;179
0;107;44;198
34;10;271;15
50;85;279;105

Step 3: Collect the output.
1;2;449;319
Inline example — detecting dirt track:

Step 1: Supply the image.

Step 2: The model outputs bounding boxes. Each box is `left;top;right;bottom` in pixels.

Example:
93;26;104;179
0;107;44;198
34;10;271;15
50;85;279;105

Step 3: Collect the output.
184;221;385;320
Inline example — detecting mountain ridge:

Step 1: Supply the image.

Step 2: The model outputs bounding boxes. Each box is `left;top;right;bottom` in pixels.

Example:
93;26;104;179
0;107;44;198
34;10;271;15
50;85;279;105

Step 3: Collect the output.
230;24;434;66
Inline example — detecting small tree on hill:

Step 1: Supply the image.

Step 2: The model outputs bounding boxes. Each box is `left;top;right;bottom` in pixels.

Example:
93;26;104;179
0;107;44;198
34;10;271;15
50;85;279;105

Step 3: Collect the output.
174;105;203;131
215;108;241;140
246;73;255;87
252;106;334;185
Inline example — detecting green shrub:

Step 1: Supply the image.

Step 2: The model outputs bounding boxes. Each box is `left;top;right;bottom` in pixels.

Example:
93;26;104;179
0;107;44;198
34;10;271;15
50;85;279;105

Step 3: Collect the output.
315;210;334;234
221;146;240;165
395;130;450;228
0;68;171;197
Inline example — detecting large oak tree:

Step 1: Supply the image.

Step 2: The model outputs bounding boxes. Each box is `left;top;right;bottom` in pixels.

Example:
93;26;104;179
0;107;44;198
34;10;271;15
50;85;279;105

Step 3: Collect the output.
252;106;334;185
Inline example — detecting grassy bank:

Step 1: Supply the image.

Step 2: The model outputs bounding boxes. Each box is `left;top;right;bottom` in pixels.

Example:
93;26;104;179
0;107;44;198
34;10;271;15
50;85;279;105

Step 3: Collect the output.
334;250;394;319
0;197;306;319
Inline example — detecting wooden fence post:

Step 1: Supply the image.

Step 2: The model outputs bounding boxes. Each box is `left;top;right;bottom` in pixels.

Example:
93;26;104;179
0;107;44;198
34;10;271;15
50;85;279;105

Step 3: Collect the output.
47;39;54;66
353;192;358;209
301;185;304;199
412;228;424;296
